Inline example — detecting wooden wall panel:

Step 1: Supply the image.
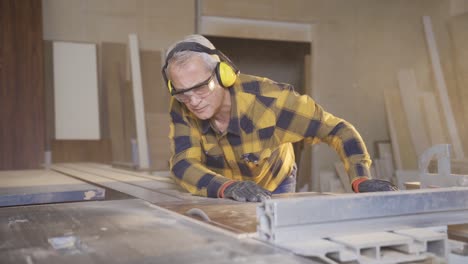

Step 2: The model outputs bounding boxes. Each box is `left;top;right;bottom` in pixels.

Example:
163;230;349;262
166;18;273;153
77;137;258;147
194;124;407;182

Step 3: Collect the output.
51;140;111;163
101;43;136;165
0;0;45;169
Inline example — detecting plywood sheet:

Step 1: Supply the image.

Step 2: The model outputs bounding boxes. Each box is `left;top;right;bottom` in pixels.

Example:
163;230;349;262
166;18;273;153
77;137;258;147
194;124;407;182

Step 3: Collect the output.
0;169;105;207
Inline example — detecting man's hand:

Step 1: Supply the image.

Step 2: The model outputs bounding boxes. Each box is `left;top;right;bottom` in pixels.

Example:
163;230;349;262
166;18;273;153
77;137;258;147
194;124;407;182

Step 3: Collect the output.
354;179;398;193
221;181;271;202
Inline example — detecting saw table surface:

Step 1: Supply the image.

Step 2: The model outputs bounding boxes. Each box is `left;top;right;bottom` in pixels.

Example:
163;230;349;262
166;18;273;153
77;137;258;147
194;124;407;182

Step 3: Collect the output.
0;199;320;264
0;169;105;207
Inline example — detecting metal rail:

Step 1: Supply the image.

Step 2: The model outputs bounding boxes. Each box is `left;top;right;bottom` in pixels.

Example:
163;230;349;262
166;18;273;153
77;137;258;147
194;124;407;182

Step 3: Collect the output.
257;187;468;242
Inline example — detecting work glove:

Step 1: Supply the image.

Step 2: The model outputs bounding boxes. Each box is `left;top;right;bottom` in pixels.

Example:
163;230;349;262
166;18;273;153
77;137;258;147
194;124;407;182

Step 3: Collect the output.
220;181;271;202
353;179;398;193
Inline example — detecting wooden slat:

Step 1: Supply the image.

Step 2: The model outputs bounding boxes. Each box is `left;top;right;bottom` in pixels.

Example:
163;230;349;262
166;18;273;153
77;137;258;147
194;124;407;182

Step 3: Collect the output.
0;169;105;207
423;16;464;159
334;162;353;193
384;89;418;170
128;34;149;169
449;13;468;158
397;69;430;156
420;91;448;146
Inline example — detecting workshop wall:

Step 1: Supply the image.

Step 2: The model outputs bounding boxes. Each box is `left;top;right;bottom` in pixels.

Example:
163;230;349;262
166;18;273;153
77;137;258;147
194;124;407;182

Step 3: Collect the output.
41;1;466;180
201;0;458;165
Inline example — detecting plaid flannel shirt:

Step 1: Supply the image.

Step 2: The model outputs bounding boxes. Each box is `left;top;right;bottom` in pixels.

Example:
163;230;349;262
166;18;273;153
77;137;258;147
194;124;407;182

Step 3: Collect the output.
169;74;371;197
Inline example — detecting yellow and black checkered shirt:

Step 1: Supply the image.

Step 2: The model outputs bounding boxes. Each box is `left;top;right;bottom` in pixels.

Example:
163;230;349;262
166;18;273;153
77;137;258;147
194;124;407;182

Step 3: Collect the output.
169;74;371;197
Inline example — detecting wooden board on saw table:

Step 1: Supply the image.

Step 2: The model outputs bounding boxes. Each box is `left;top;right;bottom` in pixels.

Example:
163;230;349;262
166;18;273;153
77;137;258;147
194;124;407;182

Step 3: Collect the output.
159;192;329;234
0;169;105;207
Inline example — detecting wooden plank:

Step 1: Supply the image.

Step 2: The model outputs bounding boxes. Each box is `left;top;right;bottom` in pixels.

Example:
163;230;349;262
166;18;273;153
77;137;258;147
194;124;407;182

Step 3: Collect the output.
420;91;448;146
0;169;105;207
85;163;172;182
128;34;149;170
422;16;464;159
334;162;353;193
449;13;468;159
160;203;258;234
397;69;430;156
384;89;418;170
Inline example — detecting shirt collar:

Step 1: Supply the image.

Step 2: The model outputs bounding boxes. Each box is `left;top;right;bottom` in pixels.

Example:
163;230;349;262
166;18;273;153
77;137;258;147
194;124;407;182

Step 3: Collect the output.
200;84;241;136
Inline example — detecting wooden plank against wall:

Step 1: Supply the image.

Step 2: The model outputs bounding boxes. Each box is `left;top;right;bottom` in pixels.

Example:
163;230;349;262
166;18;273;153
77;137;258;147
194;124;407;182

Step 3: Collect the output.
128;34;149;170
449;14;468;158
0;0;45;169
397;69;430;156
423;16;464;160
420;91;448;146
384;89;418;170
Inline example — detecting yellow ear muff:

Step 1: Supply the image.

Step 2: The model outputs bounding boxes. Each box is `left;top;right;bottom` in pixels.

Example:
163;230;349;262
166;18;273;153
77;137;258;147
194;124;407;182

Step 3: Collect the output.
167;80;173;94
217;61;237;88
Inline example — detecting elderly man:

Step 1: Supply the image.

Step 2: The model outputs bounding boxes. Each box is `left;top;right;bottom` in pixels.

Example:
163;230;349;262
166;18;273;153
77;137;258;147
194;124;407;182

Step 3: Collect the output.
162;34;397;202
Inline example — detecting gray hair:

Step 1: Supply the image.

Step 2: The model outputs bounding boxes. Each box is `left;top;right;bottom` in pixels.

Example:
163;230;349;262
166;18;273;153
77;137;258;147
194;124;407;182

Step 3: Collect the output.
165;34;220;77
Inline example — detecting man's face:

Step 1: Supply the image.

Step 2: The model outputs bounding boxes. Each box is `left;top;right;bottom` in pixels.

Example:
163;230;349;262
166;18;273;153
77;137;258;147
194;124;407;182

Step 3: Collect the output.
168;56;224;120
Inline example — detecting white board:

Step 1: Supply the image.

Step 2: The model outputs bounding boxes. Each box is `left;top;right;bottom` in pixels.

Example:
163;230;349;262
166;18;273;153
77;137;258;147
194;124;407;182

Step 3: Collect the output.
53;41;100;140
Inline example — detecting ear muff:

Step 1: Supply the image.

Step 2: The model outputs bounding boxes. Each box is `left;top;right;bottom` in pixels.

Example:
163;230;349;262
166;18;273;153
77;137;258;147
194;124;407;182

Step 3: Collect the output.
162;41;239;92
215;61;237;88
167;80;174;94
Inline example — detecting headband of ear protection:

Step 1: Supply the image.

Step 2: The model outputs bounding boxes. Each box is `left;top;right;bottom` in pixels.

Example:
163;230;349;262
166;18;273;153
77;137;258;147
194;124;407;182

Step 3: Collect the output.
161;42;239;94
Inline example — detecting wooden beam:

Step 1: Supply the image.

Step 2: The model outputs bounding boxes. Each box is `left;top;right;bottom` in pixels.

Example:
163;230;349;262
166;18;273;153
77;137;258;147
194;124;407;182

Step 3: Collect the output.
199;16;313;43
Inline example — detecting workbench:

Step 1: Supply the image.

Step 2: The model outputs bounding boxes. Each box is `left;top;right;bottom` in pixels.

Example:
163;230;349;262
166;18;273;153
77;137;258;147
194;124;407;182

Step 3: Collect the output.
1;163;468;263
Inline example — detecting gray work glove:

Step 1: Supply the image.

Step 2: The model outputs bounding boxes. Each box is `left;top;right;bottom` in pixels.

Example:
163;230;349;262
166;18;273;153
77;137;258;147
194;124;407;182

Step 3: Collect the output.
223;181;271;202
356;179;398;192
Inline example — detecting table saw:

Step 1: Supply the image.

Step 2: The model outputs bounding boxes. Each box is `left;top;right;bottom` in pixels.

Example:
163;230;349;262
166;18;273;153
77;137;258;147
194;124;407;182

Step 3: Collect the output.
1;162;468;264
